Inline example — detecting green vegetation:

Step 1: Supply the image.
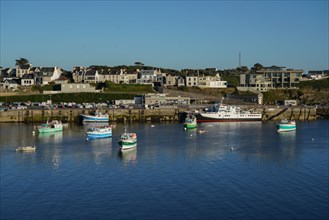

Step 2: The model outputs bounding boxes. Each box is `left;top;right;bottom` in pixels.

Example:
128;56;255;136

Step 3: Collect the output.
262;89;302;105
220;75;240;87
299;78;329;90
0;83;153;103
102;82;155;93
0;93;137;103
15;58;29;66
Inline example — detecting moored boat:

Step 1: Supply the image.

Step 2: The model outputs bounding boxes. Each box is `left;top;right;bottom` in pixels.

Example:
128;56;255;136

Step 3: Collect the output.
276;119;296;132
16;146;36;152
184;114;197;129
118;129;137;151
38;120;63;133
86;125;112;140
194;101;262;122
81;111;109;122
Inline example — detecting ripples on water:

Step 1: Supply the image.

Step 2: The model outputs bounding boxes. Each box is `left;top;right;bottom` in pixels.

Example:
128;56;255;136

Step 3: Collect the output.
1;120;328;220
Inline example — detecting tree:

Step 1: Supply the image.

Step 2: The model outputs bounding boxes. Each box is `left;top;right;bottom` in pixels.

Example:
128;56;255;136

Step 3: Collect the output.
236;66;249;73
15;58;29;66
253;63;263;70
134;62;144;66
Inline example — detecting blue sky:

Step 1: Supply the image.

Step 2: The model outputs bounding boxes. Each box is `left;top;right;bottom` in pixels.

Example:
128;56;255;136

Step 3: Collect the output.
1;0;328;73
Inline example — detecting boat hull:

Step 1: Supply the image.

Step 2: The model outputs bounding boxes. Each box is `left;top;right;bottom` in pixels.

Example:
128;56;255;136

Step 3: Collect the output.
86;132;112;139
81;115;109;122
184;123;197;129
38;127;63;133
16;146;36;152
195;113;262;122
119;141;137;150
276;124;296;132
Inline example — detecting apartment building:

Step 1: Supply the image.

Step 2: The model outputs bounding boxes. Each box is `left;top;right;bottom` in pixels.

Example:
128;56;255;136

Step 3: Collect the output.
239;66;303;91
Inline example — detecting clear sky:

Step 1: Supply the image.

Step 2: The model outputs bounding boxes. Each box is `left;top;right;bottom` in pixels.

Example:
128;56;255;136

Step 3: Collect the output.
1;0;328;73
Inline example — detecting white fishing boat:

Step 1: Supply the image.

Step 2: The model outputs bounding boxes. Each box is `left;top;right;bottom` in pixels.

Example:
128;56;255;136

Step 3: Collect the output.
16;145;36;152
37;120;63;133
86;125;112;140
118;128;137;151
194;101;262;122
276;119;296;132
81;111;109;122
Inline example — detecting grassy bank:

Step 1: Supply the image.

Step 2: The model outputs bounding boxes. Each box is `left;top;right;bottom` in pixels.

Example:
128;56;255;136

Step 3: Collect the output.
1;79;328;105
262;78;329;105
0;83;155;103
0;93;138;103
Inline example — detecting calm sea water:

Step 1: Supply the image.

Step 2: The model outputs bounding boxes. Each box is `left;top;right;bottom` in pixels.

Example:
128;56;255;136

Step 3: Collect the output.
1;120;328;220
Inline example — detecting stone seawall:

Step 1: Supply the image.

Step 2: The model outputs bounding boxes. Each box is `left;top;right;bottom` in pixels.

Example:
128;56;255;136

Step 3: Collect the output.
261;107;317;121
0;107;317;123
0;108;181;123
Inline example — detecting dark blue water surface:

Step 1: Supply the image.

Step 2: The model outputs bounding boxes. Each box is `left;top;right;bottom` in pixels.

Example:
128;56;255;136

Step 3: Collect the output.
1;120;328;220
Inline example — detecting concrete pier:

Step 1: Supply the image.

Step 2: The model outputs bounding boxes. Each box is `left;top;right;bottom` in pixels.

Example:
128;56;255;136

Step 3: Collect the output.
261;107;317;121
0;108;181;123
0;106;318;123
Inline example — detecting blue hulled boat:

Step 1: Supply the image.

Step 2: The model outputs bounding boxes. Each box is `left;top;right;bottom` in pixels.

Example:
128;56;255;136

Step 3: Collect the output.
86;125;112;140
81;111;109;122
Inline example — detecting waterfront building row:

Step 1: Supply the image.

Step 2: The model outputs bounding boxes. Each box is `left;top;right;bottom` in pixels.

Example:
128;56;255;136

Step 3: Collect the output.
0;65;227;91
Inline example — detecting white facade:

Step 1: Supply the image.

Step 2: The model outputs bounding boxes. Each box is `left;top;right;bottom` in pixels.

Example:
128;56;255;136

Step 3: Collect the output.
186;76;198;87
61;83;97;93
137;69;161;84
40;67;62;85
21;74;35;86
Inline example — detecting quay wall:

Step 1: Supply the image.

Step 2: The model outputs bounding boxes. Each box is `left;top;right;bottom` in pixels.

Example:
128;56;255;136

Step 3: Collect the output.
261;107;317;121
0;107;317;123
0;108;181;123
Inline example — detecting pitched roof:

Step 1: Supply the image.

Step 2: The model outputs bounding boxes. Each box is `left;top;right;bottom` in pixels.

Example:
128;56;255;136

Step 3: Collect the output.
85;70;97;75
5;79;18;84
30;67;40;72
41;67;55;73
22;74;34;79
56;76;69;81
18;64;31;69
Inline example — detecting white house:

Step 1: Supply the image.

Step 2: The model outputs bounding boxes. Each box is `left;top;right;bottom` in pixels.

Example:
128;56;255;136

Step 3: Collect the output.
198;74;227;88
54;76;69;84
72;66;87;83
136;69;161;84
16;64;32;78
2;79;19;90
84;70;100;84
101;69;138;84
165;74;176;87
39;67;62;85
21;74;35;86
186;72;199;87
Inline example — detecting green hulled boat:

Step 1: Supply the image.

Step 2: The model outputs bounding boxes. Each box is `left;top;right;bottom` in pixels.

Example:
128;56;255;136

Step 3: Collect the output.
184;115;197;129
118;129;137;151
38;120;63;133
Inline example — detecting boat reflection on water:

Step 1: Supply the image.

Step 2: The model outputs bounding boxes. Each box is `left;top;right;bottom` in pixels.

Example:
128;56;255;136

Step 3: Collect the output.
37;131;63;143
88;138;113;165
277;129;297;144
88;137;112;147
118;147;137;166
82;121;110;128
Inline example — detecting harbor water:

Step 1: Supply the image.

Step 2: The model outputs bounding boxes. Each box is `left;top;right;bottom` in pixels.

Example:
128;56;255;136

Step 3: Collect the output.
1;120;328;219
